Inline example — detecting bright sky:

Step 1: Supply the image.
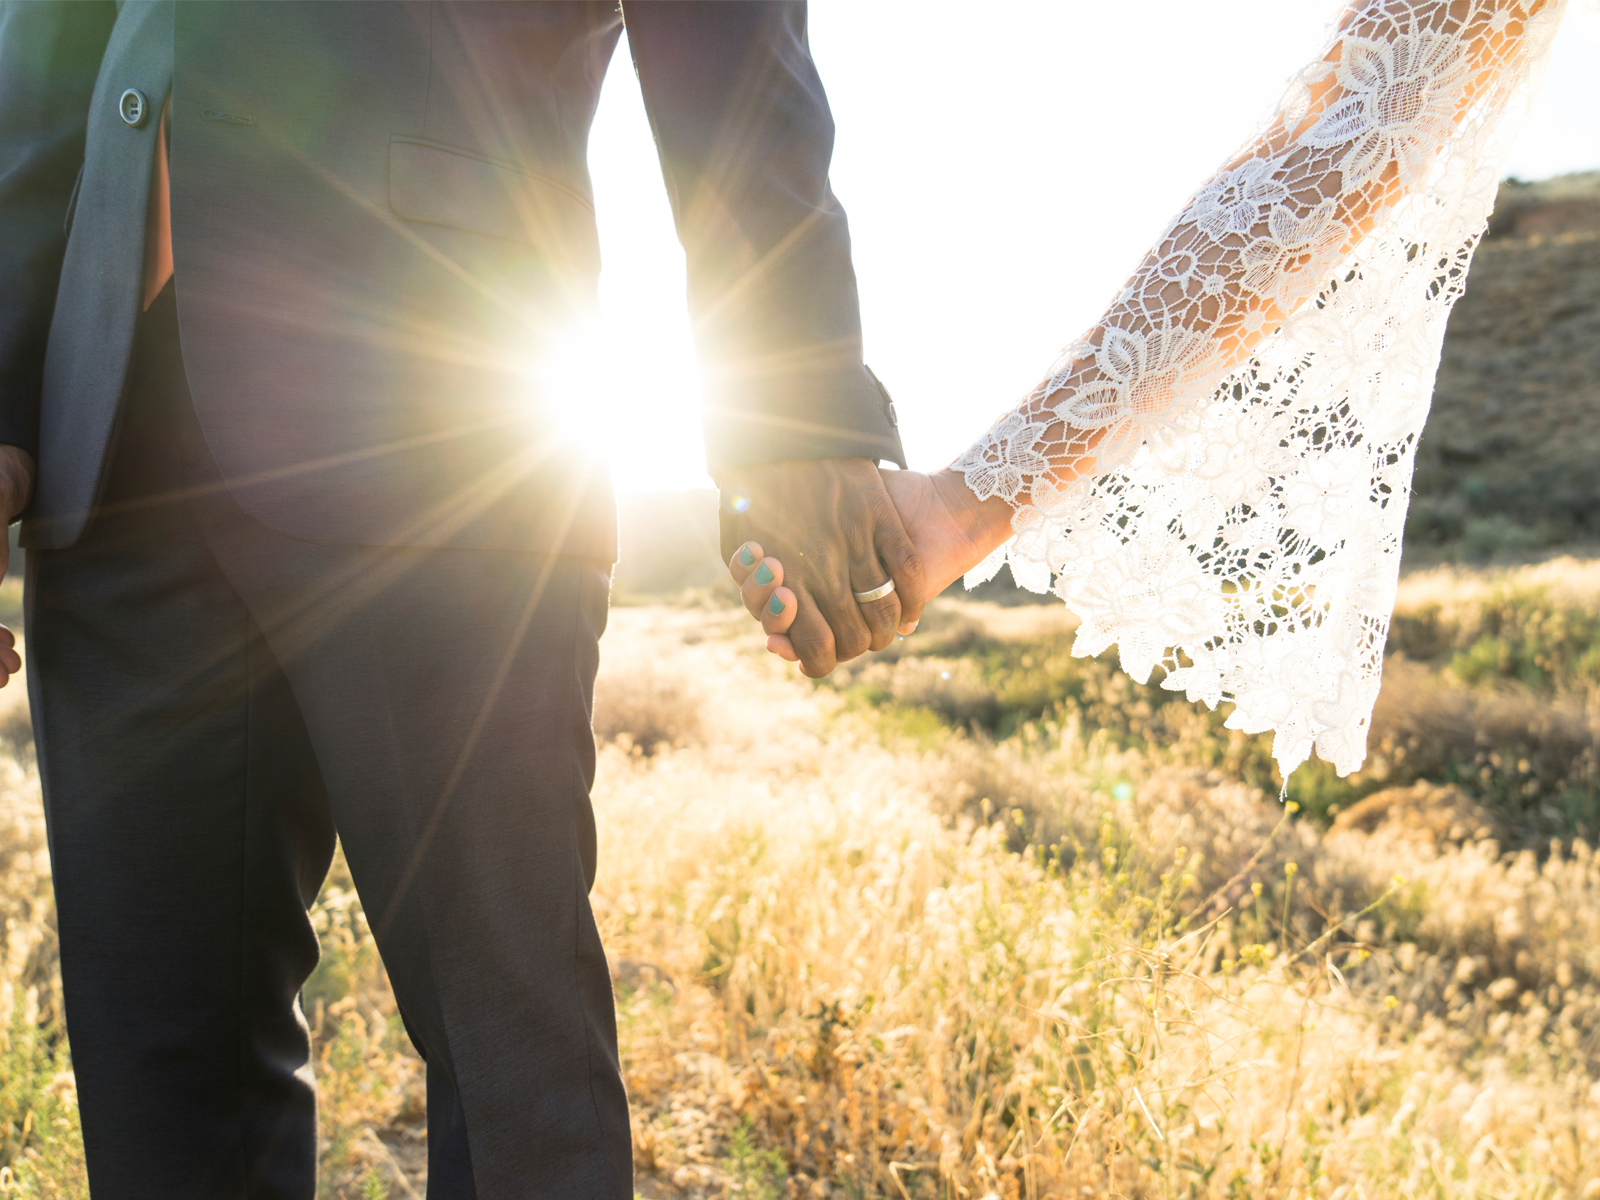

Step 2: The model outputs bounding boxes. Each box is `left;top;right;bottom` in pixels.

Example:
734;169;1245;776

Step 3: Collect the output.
586;1;1600;494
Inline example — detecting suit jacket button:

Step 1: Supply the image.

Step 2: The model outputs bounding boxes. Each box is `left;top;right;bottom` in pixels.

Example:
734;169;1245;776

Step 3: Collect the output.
119;88;149;128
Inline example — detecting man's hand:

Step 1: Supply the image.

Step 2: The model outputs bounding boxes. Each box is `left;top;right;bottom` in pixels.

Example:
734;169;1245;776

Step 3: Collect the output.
719;458;926;677
748;467;1015;662
0;445;36;688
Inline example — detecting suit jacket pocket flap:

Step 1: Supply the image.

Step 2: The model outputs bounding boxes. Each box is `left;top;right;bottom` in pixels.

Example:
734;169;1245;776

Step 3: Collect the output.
389;137;599;273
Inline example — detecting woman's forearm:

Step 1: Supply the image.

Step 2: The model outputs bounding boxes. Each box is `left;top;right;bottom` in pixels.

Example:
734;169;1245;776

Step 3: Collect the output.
953;0;1553;515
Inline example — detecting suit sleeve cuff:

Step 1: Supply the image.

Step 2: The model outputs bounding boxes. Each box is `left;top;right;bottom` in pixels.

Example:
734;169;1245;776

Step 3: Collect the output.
703;363;906;475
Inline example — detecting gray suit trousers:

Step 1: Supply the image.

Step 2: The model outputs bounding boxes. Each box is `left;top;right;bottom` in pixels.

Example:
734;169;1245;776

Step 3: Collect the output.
25;284;631;1198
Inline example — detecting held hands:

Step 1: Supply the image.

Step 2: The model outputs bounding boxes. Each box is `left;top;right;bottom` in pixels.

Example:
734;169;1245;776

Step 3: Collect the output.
718;458;929;678
727;466;1014;669
0;445;34;689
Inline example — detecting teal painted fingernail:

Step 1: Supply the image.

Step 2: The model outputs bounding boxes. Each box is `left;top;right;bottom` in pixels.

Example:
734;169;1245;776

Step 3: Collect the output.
756;563;774;585
738;546;755;566
769;594;785;615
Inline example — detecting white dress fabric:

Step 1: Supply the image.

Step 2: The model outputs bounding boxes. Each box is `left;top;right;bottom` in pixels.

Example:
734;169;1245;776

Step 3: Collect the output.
955;0;1567;779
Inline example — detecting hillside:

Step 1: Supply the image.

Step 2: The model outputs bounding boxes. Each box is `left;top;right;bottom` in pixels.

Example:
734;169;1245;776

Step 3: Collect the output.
1408;170;1600;560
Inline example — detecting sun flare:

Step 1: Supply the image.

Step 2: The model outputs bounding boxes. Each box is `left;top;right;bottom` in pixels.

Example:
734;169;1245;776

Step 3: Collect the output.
578;7;1595;495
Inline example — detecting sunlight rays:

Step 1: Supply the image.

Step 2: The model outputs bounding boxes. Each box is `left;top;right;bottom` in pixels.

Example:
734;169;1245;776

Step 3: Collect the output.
169;1;1594;511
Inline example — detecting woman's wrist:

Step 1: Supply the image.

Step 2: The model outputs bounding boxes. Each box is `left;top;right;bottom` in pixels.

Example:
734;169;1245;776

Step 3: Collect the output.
932;467;1014;559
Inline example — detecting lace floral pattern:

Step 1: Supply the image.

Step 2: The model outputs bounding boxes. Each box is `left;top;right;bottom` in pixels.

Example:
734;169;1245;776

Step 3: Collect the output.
1304;26;1470;186
955;0;1565;778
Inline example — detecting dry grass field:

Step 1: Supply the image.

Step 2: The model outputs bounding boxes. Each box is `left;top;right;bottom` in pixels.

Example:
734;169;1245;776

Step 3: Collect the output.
5;560;1600;1198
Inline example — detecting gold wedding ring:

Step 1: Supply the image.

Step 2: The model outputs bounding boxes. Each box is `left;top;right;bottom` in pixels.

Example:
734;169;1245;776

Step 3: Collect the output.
852;579;896;604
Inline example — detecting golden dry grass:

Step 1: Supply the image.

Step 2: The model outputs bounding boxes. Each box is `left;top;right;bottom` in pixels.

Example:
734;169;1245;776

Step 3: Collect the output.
4;565;1600;1197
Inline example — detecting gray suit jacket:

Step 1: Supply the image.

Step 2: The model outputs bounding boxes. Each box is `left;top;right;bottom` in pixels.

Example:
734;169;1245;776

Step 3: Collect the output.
0;1;905;557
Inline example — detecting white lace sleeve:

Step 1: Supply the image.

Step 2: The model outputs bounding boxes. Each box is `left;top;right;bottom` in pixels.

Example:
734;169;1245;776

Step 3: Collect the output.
955;0;1566;779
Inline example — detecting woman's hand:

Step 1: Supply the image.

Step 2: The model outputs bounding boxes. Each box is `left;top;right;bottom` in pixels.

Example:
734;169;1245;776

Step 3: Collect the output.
728;468;1013;667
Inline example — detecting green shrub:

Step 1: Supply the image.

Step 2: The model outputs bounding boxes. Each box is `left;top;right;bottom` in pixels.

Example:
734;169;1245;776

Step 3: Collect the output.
0;990;87;1198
